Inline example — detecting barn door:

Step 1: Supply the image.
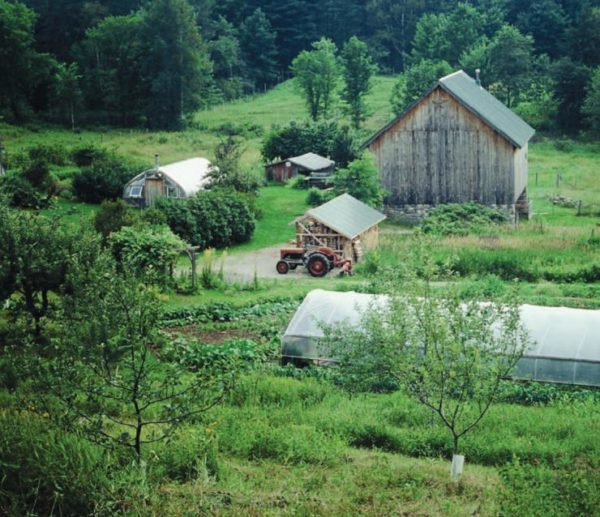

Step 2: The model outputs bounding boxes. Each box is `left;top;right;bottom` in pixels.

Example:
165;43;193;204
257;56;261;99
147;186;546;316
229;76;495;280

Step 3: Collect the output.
144;178;164;207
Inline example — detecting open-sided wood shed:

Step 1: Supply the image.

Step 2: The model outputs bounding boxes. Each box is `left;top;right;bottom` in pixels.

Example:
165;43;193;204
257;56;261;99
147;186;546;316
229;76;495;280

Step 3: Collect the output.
363;70;535;221
293;194;386;261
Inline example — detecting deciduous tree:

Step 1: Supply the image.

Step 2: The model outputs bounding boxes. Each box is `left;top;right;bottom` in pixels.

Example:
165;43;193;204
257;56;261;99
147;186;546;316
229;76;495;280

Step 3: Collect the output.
340;37;376;128
324;254;529;474
291;38;340;121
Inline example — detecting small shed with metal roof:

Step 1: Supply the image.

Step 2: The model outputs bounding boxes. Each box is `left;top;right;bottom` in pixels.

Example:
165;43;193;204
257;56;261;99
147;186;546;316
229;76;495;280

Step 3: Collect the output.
363;70;535;220
123;156;212;208
265;152;335;185
293;193;386;261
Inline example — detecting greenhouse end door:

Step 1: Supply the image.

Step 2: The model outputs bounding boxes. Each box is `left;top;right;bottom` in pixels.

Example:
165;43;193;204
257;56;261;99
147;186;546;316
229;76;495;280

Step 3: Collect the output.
144;177;163;207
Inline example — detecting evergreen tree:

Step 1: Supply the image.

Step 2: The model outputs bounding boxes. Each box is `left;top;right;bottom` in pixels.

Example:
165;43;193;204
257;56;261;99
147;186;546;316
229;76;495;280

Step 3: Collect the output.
207;16;242;99
582;67;600;132
553;57;592;133
239;8;278;90
140;0;213;129
568;6;600;67
76;14;147;126
515;0;567;58
367;0;439;72
340;37;376;129
0;0;54;121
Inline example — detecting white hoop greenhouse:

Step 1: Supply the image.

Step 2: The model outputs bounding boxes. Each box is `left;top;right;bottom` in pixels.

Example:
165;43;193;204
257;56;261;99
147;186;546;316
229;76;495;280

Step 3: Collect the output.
281;290;600;387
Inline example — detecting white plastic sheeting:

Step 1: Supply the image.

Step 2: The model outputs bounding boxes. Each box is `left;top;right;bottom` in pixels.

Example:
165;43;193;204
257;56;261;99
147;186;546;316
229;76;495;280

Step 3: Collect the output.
281;289;600;387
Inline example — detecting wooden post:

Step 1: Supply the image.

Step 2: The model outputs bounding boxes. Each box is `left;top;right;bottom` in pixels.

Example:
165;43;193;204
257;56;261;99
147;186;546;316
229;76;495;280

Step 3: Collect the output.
186;246;200;290
577;200;582;216
535;171;538;186
556;173;560;188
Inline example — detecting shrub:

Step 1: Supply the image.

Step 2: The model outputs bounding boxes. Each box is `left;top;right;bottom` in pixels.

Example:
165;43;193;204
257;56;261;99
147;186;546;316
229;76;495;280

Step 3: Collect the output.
0;172;51;208
25;143;70;166
157;190;255;249
93;199;137;239
0;411;112;516
449;250;540;281
72;154;142;203
421;203;508;236
332;152;384;207
306;187;334;207
109;225;185;285
71;145;111;167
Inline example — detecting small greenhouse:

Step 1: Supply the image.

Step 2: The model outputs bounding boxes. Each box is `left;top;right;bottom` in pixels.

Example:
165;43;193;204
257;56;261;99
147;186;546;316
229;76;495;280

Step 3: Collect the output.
281;289;600;387
123;157;212;208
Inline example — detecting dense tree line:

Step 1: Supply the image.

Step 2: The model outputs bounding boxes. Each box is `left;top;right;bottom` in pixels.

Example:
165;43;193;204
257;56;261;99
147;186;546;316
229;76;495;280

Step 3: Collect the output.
1;0;600;132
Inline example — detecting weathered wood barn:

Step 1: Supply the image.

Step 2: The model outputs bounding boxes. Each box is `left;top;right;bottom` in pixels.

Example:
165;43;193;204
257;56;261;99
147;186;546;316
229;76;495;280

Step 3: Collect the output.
293;194;386;261
265;152;335;185
123;157;212;208
363;70;535;220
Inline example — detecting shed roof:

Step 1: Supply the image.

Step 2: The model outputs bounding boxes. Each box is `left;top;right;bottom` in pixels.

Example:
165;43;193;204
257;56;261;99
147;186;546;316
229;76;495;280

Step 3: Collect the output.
290;152;334;171
127;157;212;197
299;193;386;239
268;152;334;171
282;290;600;387
364;70;535;149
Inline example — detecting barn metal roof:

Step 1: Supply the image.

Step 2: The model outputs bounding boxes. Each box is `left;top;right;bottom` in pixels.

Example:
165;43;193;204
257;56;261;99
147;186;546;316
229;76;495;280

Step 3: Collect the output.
439;70;535;148
125;157;212;197
363;70;535;149
302;193;386;239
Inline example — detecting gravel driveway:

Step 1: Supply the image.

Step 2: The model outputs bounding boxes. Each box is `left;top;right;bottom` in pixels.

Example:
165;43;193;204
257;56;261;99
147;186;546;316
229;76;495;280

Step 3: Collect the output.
219;245;310;282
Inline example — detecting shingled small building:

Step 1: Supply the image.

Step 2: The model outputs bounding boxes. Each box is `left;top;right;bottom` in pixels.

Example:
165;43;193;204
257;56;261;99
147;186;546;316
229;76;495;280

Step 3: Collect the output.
293;194;386;261
364;70;535;220
265;152;335;185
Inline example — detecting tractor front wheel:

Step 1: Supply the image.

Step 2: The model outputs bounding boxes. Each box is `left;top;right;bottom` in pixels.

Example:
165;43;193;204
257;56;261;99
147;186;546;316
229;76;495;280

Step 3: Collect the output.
276;260;289;274
306;253;329;277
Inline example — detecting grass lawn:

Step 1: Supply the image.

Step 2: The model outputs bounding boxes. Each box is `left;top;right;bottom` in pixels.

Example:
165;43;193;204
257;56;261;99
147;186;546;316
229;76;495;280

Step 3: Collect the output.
231;184;309;253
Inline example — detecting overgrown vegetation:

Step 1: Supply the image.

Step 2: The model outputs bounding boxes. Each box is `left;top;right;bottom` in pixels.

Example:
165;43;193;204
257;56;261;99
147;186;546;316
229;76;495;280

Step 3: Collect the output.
421;203;508;236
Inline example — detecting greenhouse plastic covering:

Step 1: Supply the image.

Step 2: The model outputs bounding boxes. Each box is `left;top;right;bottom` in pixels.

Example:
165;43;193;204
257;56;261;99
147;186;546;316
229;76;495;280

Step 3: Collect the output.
281;290;600;387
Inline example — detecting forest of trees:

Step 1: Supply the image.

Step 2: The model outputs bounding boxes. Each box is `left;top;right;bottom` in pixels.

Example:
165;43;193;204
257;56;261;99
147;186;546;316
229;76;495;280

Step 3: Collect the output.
1;0;600;133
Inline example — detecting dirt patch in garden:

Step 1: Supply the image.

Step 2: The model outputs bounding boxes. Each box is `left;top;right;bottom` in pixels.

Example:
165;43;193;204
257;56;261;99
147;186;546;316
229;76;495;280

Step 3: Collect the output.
165;325;260;344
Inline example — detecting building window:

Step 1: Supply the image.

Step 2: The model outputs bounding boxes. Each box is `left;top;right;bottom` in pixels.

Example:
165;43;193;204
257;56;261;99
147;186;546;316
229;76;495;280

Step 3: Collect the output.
166;186;179;198
129;185;143;198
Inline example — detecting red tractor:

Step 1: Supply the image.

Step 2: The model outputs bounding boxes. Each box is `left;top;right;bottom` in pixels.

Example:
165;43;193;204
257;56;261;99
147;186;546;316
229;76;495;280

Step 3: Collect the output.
276;246;352;277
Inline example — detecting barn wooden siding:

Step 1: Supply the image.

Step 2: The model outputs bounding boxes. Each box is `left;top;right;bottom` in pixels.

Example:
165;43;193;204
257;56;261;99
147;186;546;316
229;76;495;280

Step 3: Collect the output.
368;88;527;208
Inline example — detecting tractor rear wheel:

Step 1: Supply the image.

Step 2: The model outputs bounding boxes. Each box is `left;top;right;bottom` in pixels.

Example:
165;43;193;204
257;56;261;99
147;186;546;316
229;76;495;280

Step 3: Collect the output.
276;260;289;274
307;253;329;277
